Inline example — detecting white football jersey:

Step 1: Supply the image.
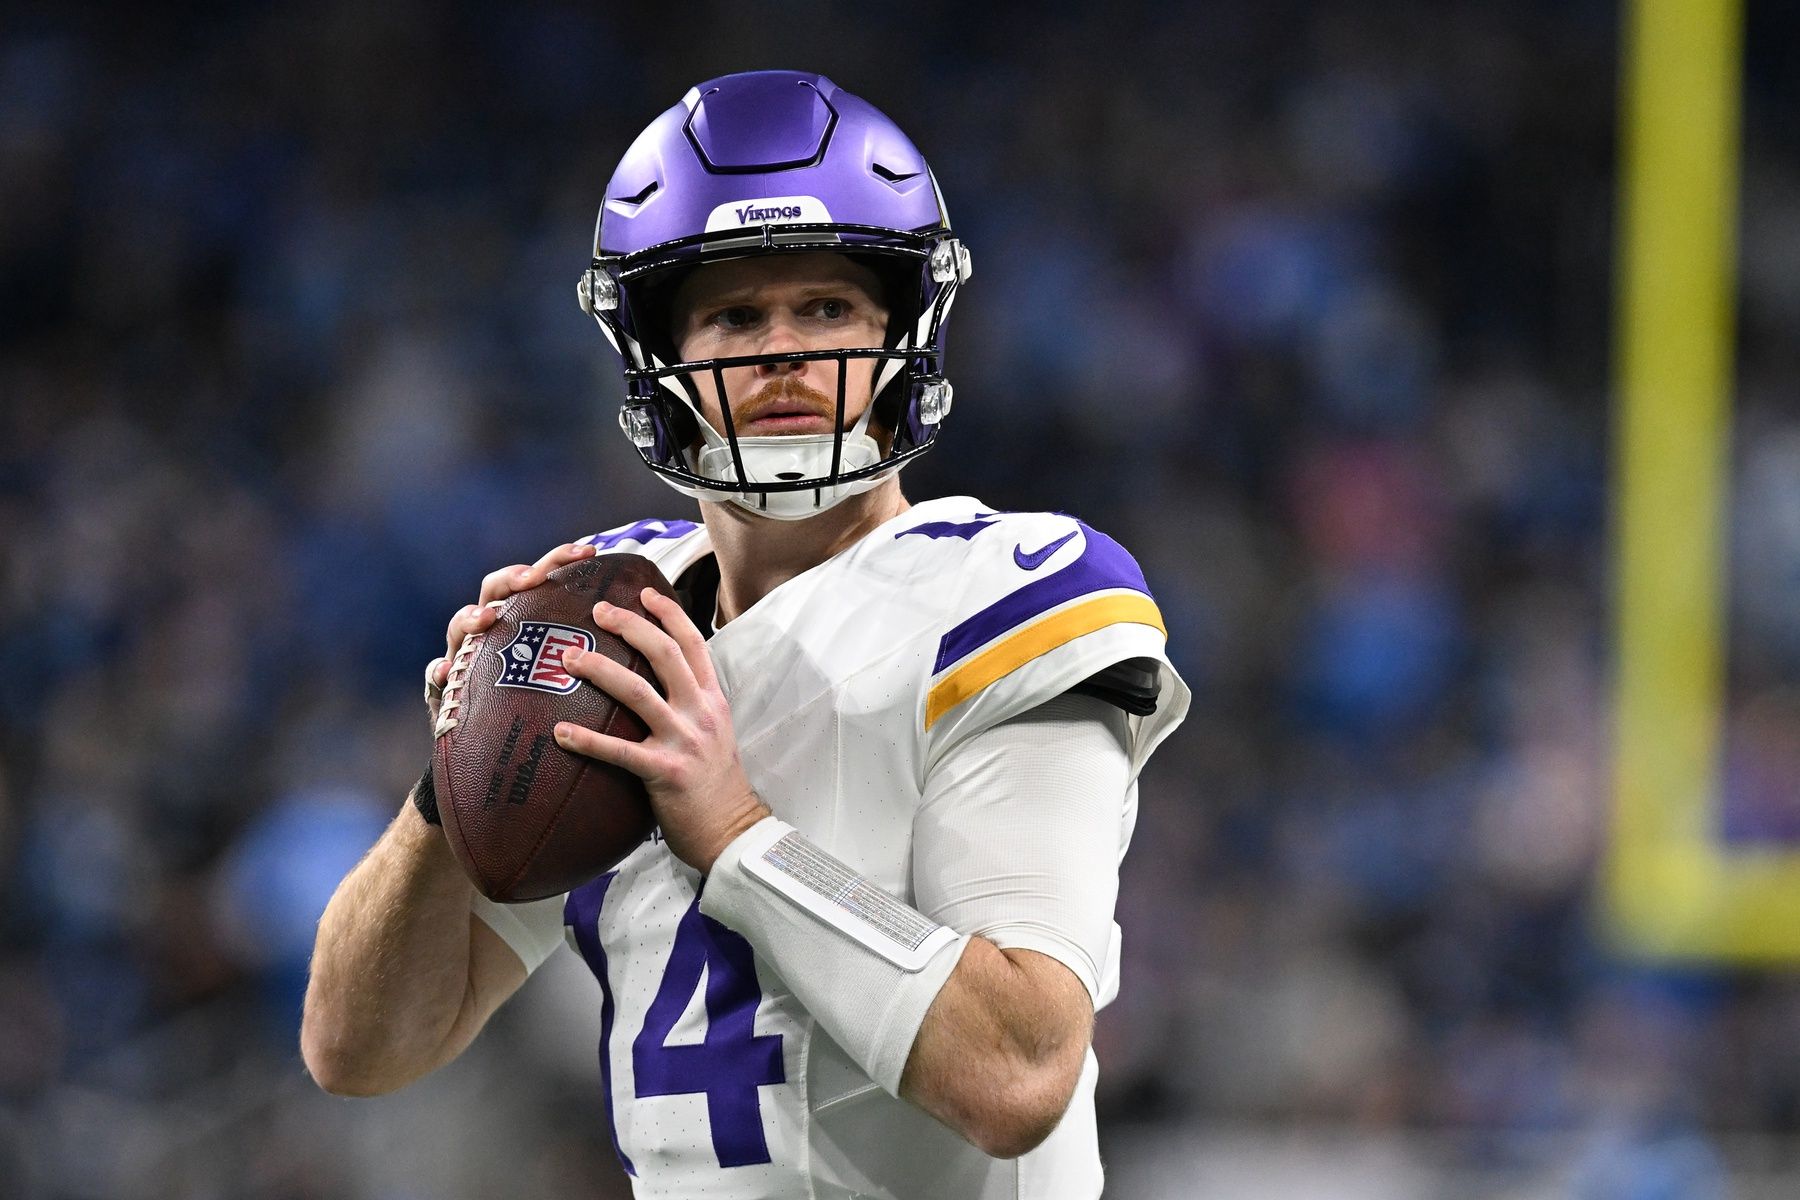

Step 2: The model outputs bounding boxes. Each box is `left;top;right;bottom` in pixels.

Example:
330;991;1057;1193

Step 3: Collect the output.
473;495;1189;1199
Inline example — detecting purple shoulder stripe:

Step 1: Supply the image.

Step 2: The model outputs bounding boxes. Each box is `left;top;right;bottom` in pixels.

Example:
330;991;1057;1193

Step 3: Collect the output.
583;519;700;551
932;524;1152;675
895;515;999;542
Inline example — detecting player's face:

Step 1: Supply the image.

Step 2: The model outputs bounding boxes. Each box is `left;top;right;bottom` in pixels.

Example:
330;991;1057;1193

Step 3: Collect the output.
670;253;890;439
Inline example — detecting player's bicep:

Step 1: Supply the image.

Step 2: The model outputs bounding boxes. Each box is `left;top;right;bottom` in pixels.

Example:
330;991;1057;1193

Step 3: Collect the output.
911;693;1133;1006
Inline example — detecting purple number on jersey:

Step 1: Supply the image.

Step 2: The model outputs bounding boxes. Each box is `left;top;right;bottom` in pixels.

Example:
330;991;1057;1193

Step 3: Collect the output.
633;897;786;1167
567;880;785;1172
566;872;637;1175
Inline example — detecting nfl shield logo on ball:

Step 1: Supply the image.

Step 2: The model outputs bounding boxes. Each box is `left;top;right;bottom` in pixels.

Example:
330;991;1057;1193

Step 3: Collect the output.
495;622;594;695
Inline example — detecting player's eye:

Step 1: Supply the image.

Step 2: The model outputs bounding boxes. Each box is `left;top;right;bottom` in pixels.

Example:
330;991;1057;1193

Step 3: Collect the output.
712;306;756;330
814;298;849;320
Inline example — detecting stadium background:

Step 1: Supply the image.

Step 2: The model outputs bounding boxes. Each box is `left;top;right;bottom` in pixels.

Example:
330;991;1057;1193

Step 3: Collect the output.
2;0;1798;1195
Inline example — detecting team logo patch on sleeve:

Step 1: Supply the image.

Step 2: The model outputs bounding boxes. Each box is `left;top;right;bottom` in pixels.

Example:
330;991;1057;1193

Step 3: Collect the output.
496;622;594;694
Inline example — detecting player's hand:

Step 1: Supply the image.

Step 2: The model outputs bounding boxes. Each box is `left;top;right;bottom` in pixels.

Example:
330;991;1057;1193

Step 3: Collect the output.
551;588;772;875
423;542;598;726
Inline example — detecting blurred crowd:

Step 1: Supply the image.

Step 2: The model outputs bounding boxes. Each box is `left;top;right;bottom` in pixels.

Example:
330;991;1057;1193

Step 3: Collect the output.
4;1;1800;1196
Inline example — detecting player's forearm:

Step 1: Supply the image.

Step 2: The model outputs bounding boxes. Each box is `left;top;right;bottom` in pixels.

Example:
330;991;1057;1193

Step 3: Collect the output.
899;940;1093;1159
699;817;1092;1159
300;801;479;1096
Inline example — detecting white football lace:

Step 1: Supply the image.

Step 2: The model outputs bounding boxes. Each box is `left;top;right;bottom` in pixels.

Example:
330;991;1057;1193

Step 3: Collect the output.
433;600;505;738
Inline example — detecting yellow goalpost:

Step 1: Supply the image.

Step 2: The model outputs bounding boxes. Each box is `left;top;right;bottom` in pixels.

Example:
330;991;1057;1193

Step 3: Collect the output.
1606;0;1800;959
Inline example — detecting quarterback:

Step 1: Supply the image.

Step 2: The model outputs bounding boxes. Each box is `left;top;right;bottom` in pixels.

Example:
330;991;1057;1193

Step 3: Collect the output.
301;71;1188;1199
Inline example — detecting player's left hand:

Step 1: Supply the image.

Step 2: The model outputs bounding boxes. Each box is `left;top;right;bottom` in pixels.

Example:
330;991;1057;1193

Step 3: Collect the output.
552;588;772;875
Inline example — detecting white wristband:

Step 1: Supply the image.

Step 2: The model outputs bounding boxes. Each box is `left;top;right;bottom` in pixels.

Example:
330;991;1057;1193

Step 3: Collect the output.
701;816;969;1095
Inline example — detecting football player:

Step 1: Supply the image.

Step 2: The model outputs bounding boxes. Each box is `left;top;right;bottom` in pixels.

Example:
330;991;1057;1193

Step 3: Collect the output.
302;71;1189;1199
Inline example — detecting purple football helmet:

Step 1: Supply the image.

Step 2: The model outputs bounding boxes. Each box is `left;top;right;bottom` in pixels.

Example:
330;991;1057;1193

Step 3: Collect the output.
577;70;973;519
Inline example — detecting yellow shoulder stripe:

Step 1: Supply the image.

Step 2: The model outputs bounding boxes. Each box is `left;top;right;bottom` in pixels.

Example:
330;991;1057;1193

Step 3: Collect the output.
924;593;1165;729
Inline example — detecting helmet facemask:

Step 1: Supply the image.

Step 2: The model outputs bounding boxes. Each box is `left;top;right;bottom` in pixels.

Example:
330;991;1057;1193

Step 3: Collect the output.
581;225;969;520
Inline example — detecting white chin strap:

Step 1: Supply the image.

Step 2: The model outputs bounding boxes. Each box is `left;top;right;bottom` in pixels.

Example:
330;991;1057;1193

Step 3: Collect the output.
677;398;891;521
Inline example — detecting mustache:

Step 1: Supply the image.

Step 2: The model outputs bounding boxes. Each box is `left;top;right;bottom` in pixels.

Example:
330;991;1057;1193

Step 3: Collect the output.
732;376;840;426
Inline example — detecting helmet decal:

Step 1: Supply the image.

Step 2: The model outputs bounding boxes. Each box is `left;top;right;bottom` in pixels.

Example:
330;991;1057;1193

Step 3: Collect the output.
704;195;835;232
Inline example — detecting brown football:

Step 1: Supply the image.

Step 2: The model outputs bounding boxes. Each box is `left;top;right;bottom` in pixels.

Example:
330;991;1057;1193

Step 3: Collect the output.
431;552;673;902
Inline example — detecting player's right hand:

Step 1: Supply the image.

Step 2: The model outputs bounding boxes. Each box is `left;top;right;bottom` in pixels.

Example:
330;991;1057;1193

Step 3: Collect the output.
423;541;598;726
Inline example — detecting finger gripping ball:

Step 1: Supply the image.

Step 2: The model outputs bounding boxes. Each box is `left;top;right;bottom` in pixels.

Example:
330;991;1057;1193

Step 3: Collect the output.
432;552;672;901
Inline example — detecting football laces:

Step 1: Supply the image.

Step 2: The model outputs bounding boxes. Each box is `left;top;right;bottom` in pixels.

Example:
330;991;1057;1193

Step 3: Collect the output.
434;600;506;738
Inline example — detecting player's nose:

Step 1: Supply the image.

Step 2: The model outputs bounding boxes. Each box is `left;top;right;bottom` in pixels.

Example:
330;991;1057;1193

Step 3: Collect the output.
754;312;808;377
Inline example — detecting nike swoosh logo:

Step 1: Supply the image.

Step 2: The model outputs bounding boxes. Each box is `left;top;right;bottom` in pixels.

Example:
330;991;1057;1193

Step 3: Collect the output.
1013;531;1077;571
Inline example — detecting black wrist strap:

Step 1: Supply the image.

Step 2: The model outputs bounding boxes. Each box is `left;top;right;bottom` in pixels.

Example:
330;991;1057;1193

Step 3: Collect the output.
412;764;442;826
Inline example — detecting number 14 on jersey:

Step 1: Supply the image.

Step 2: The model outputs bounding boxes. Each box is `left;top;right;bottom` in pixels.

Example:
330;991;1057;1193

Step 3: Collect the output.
566;873;785;1172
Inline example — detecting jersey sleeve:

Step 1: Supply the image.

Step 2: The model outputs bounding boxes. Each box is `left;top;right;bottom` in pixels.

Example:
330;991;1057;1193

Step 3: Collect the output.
913;694;1134;1008
471;892;569;974
921;514;1190;774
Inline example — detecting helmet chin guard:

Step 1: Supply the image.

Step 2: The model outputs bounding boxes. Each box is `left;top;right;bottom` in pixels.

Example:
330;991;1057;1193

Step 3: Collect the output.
581;71;972;521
